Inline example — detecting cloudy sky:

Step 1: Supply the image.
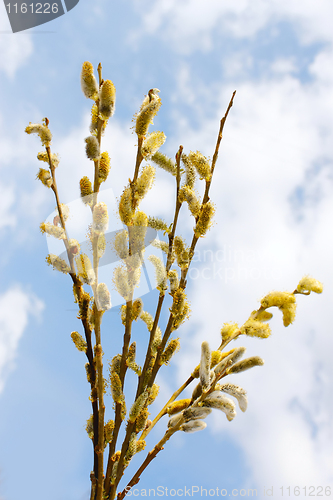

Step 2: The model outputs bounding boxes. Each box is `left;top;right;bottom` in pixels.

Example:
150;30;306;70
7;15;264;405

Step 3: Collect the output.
1;1;333;499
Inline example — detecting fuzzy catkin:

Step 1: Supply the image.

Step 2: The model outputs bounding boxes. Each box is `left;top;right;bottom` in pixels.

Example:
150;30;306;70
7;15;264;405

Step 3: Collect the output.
99;80;116;120
81;61;99;100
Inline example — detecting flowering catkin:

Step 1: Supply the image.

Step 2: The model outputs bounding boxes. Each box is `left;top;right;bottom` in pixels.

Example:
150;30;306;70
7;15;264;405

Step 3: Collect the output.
135;165;155;201
187;151;211;181
85;136;100;160
37;151;59;167
99;151;111;182
226;356;264;375
93;202;108;233
148;255;168;294
37;168;52;188
46;254;70;274
75;254;95;285
80;176;93;205
151;151;177;176
135;89;161;137
99;79;116;120
40;222;65;239
199;341;211;390
81;61;99;100
25;122;52;147
297;276;323;294
96;283;111;311
119;187;133;226
141;131;166;158
194;202;215;237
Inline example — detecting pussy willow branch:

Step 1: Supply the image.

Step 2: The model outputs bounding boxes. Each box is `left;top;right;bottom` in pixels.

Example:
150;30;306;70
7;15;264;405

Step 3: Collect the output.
46;140;100;478
107;146;185;497
116;92;236;497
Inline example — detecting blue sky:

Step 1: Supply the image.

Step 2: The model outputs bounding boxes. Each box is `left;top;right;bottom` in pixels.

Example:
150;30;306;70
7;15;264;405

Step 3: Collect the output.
1;1;333;499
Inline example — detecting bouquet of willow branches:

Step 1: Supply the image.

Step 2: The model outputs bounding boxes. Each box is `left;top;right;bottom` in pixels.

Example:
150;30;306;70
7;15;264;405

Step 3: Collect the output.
25;61;323;500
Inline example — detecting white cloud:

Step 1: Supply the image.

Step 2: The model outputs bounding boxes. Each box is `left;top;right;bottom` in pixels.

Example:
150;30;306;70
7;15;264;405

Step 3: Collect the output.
133;0;333;52
0;182;16;230
0;6;33;78
0;285;44;393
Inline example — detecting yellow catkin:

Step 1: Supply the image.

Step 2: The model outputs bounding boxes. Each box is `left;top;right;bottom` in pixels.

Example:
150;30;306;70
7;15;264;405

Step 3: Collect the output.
160;338;180;365
130;211;148;256
148;255;168;294
141;131;166;158
132;298;143;320
119;187;133;226
40;222;65;239
135;165;156;201
140;311;154;331
135;407;149;433
104;420;115;444
178;186;201;217
261;291;296;309
113;266;131;301
70;331;87;352
86;414;94;439
147;384;159;405
251;309;273;322
240;318;271;338
25;122;52;147
81;61;99;100
129;390;149;423
168;270;179;294
151;151;177;176
280;303;296;327
172;301;190;330
110;371;123;403
181;154;196;189
226;356;264;375
297;276;323;294
93;202;109;233
170;288;185;316
167;399;191;415
37;151;59;167
220;322;240;342
80;176;93;205
148;216;170;234
37;168;52;188
136;440;146;453
85;135;100;160
46;254;70;274
194;202;215;237
187;151;211;181
135;89;161;137
99;79;116;120
75;254;95;285
99;151;111;182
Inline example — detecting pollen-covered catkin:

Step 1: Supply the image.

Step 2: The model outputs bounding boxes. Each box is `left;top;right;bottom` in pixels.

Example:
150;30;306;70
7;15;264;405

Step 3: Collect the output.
40;222;65;239
168;270;179;294
261;291;295;309
170;288;186;317
96;283;111;311
151;151;177;176
199;341;211;390
132;298;143;320
37;168;53;188
37;151;59;167
80;176;93;205
148;255;168;294
25;122;52;147
110;371;123;404
135;165;155;201
93;202;109;233
178;186;201;217
104;420;115;444
85;136;100;160
226;356;264;375
172;300;190;330
167;399;191;416
240;318;271;338
119;187;133;226
160;338;180;365
220;322;240;342
141;131;166;158
129;390;149;423
113;266;131;301
135;89;161;137
181;154;196;189
297;276;323;294
71;331;87;352
46;254;70;274
98;151;111;182
194;202;215;237
75;254;95;285
188;151;211;181
99;79;116;120
147;217;170;234
280;303;296;327
81;61;99;100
